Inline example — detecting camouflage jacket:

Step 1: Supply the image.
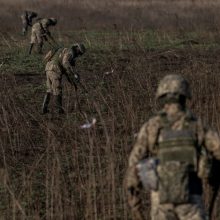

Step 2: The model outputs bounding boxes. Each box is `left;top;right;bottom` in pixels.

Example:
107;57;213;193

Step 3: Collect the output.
128;108;220;187
32;18;52;35
45;48;76;78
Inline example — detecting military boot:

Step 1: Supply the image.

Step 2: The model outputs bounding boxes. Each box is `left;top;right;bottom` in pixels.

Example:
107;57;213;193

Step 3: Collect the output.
42;92;51;114
55;94;65;114
28;43;34;55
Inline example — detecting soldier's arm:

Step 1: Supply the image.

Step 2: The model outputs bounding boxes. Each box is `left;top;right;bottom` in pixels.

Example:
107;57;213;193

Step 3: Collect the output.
129;123;149;168
41;21;50;35
127;121;153;193
126;122;150;220
201;122;220;218
128;116;160;168
204;128;220;160
126;116;160;189
62;51;79;85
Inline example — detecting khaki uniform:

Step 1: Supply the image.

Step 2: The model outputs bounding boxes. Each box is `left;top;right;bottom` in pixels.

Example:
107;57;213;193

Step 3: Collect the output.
127;109;220;220
45;48;76;95
31;19;52;44
42;43;85;114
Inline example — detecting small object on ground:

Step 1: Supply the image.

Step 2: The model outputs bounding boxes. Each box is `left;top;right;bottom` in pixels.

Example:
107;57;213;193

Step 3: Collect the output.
80;118;97;129
104;68;114;76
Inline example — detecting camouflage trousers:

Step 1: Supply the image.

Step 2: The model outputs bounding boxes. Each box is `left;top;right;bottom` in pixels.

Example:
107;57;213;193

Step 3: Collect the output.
46;71;62;96
151;191;206;220
31;29;43;44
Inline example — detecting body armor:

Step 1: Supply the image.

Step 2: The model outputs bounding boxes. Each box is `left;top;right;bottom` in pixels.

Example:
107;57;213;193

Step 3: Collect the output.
158;128;198;171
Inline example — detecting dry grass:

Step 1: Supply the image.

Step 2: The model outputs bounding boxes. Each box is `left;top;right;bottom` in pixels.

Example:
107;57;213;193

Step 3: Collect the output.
1;0;220;219
0;29;220;219
2;0;220;32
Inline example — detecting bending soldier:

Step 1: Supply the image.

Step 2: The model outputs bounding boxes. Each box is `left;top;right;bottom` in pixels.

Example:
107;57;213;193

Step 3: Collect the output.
29;18;57;54
21;10;38;35
42;43;86;114
126;74;220;220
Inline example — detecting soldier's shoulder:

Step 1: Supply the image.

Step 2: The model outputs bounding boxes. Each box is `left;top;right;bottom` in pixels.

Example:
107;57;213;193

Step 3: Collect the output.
148;114;162;125
142;114;162;131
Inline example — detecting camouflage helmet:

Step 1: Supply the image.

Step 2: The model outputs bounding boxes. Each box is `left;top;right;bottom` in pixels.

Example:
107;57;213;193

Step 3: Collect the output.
72;43;86;54
156;74;191;99
49;18;57;25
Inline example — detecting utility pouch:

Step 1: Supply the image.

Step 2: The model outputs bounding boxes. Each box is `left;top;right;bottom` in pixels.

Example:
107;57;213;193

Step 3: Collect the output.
158;161;190;204
136;158;159;191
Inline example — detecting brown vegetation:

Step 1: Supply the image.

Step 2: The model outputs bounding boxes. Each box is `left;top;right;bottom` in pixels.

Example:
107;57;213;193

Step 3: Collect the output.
2;0;220;32
1;33;220;218
1;0;220;219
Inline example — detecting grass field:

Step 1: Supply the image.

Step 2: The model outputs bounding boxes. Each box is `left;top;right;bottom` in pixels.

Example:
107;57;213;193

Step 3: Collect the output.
1;29;220;219
1;0;220;219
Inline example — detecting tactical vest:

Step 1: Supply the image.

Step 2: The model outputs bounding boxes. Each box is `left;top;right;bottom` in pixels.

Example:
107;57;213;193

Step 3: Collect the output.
157;114;201;204
158;128;198;172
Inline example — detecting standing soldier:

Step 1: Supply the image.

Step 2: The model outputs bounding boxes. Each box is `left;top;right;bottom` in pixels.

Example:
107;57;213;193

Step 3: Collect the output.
29;18;57;54
21;10;38;35
126;74;220;220
42;43;86;114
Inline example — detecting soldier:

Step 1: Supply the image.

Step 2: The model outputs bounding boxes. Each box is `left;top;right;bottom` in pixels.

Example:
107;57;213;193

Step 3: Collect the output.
42;43;86;114
29;18;57;54
21;10;38;35
126;74;220;220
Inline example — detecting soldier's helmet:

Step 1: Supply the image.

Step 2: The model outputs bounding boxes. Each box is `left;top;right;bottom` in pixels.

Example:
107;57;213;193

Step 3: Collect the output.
156;74;191;100
49;18;57;26
72;43;86;55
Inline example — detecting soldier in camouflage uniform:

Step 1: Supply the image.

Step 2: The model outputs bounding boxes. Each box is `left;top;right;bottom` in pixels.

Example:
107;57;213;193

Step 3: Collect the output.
126;74;220;220
29;18;57;54
21;10;38;35
42;43;86;114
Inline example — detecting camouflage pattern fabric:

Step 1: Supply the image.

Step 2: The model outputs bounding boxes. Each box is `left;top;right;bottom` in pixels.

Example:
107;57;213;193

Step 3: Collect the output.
30;18;55;44
42;44;85;114
151;192;206;220
45;48;76;95
156;74;191;99
46;71;62;96
126;102;220;219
